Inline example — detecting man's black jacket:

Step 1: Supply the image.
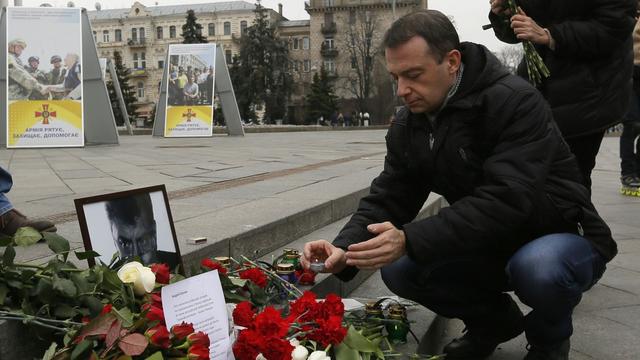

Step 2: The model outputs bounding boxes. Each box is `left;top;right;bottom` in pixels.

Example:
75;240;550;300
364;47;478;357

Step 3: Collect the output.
489;0;636;139
333;43;615;281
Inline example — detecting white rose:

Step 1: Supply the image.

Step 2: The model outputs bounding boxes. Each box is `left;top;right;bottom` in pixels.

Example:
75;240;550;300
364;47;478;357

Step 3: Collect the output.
291;345;309;360
289;338;300;347
117;261;156;296
255;354;267;360
308;351;331;360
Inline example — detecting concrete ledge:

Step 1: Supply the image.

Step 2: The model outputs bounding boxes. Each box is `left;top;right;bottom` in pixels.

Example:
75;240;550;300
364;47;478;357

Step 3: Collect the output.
118;125;389;136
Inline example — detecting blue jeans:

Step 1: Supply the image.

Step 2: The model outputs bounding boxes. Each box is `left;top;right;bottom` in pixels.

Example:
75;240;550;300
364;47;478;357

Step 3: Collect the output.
0;167;14;216
381;233;606;345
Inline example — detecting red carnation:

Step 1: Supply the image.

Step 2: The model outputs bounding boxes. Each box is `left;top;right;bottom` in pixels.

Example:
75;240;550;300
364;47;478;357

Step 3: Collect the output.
295;269;316;285
320;293;344;319
201;258;228;275
187;344;210;360
146;324;171;348
171;322;195;341
308;315;347;347
232;330;262;360
145;304;165;323
150;263;171;284
254;306;289;339
239;268;268;288
100;304;113;315
261;337;294;360
187;331;210;348
289;291;319;322
232;301;256;328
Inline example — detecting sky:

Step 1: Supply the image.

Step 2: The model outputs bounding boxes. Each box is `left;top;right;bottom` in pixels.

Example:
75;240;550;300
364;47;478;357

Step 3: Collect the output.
21;0;511;52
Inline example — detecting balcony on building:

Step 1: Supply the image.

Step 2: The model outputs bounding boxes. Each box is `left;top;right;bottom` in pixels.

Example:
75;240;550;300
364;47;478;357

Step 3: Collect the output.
321;22;336;35
307;0;421;9
129;69;148;77
326;70;338;79
127;38;147;47
320;43;339;57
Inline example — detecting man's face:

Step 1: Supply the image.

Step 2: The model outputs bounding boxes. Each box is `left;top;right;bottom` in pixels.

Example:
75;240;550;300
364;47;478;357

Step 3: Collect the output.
29;60;39;70
64;55;74;67
110;219;157;264
52;61;62;69
11;44;24;56
386;36;460;114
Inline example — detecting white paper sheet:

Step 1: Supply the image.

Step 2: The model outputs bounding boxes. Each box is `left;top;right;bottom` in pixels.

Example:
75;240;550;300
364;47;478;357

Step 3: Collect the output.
162;270;234;360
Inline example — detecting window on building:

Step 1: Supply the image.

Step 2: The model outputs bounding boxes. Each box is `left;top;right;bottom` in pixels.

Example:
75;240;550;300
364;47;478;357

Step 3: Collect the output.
324;60;336;74
158;60;164;69
169;25;176;38
92;31;97;42
224;21;231;35
324;12;333;25
293;38;299;50
102;30;109;42
324;38;334;49
115;29;122;42
132;28;137;41
208;23;215;36
241;20;248;35
139;27;145;41
324;0;335;7
137;81;145;99
140;52;146;68
225;49;232;64
303;37;310;50
349;9;356;24
293;61;299;72
351;56;357;69
303;60;310;72
156;26;163;39
133;52;139;68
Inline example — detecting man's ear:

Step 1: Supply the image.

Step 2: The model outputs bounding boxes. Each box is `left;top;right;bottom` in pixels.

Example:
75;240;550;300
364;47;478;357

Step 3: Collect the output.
446;49;462;74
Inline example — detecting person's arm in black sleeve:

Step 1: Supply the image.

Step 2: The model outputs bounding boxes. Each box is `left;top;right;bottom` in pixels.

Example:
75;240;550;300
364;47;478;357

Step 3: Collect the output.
489;10;519;44
333;125;431;281
549;0;635;58
402;88;556;263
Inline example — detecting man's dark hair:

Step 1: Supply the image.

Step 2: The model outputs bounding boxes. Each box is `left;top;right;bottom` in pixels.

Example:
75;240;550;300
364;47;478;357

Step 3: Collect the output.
105;193;154;226
382;10;460;63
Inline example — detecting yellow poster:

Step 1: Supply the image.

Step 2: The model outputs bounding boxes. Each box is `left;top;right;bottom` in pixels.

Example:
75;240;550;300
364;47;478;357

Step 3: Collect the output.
164;43;216;137
6;7;83;148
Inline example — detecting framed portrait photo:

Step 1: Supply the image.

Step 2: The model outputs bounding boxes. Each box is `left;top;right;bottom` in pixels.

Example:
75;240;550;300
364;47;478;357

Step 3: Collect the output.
74;185;183;271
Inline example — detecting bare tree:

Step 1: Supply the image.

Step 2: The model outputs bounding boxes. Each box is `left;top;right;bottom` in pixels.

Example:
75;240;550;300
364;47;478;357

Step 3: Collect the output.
344;11;378;116
495;45;524;74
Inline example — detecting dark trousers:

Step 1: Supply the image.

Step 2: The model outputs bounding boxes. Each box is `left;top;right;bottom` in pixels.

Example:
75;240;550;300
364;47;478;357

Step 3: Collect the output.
565;131;606;190
381;233;606;345
620;87;640;177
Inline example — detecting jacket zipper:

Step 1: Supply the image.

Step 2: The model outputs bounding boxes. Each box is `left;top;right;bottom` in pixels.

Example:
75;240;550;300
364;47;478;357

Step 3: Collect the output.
429;133;435;150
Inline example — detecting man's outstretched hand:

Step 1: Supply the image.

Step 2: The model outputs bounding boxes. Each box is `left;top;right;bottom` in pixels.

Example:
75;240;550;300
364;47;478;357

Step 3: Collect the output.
345;222;406;270
302;239;347;274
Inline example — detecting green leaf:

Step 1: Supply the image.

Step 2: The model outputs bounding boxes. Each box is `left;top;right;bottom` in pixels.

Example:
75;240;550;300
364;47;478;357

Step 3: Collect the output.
247;281;267;305
53;303;77;319
3;245;15;266
112;306;134;328
223;289;249;303
230;277;248;287
52;275;78;298
13;227;42;246
33;277;53;300
70;273;92;294
0;284;8;305
70;339;93;360
106;319;122;348
118;333;148;356
334;342;362;360
76;313;116;342
342;325;380;352
102;269;124;292
82;296;105;318
169;273;185;284
44;232;70;257
0;233;13;247
144;351;164;360
74;250;101;261
42;342;58;360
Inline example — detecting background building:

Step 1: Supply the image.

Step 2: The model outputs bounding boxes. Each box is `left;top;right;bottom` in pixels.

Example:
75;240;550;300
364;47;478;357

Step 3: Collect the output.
88;1;284;121
88;0;428;125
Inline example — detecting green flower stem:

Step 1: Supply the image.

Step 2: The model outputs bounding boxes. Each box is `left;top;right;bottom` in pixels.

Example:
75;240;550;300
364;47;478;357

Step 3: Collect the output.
0;311;83;327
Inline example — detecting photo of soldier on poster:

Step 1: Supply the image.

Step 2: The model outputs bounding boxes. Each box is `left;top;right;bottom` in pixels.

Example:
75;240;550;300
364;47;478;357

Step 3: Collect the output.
167;54;215;106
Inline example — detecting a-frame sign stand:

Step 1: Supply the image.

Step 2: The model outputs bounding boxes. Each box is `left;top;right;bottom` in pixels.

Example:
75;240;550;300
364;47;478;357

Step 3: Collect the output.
0;7;119;147
152;45;244;137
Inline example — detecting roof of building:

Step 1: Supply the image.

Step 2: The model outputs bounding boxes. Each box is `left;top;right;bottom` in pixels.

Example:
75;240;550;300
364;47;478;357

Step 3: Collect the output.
88;1;257;20
279;20;310;28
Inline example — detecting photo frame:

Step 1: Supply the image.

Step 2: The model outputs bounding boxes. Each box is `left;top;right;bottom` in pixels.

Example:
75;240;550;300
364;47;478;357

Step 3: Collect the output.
74;185;183;271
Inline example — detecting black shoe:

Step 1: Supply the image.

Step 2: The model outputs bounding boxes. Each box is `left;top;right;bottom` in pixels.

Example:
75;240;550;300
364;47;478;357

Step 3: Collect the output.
523;339;570;360
443;297;524;359
0;209;57;237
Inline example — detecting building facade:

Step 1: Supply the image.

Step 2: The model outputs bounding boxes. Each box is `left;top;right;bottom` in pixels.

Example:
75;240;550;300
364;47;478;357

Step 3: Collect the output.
88;0;427;124
88;1;284;120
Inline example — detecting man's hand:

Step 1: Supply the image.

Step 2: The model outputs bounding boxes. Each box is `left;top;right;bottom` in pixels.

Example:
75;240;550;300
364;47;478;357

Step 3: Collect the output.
345;222;406;270
510;7;549;45
302;240;347;274
490;0;511;16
